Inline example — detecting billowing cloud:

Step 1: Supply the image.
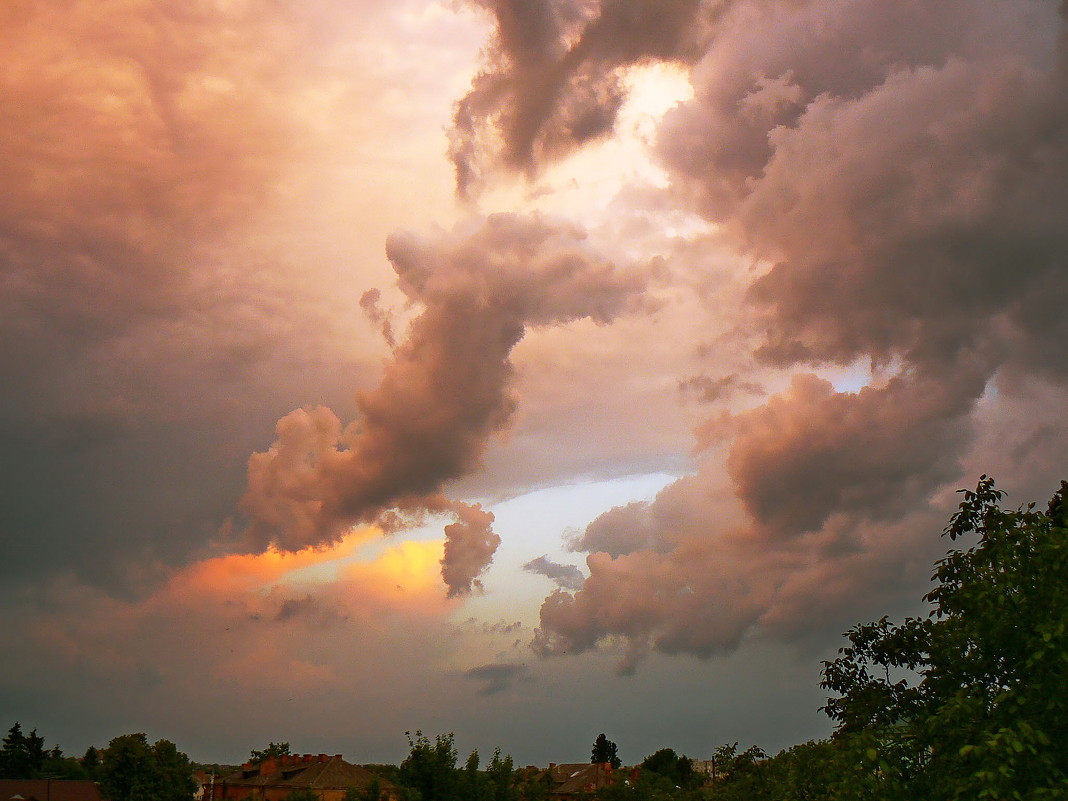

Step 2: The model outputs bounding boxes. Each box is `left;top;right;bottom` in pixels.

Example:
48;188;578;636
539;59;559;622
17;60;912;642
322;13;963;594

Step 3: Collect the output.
242;213;648;592
451;0;707;197
442;503;501;597
523;556;585;591
725;370;984;537
534;0;1068;667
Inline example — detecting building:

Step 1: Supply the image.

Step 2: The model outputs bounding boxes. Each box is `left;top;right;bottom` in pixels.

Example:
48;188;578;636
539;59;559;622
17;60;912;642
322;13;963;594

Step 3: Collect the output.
206;753;397;801
0;780;104;801
521;763;624;800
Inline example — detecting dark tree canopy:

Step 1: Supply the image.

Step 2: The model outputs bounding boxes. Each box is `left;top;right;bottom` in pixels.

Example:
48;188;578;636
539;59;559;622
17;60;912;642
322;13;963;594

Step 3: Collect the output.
820;476;1068;799
399;731;459;801
591;734;621;769
0;723;44;779
639;748;697;789
249;741;291;764
99;733;195;801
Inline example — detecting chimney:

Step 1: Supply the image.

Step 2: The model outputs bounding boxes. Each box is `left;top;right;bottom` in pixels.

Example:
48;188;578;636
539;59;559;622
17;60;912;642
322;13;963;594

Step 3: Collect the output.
304;755;313;763
319;754;327;762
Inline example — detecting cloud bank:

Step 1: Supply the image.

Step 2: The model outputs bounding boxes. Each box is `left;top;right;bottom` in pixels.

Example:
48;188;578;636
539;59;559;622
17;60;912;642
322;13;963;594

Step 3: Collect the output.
532;0;1068;667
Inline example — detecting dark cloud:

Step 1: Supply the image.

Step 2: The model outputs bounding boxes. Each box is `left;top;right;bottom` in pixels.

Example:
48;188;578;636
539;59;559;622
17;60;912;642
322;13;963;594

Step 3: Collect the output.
242;213;649;591
660;0;1068;374
726;370;983;537
535;0;1068;666
451;0;707;197
463;663;531;695
523;555;585;591
0;1;367;591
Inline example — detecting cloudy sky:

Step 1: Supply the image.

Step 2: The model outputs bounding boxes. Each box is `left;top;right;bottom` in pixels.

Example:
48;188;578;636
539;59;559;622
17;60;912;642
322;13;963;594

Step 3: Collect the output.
3;0;1067;769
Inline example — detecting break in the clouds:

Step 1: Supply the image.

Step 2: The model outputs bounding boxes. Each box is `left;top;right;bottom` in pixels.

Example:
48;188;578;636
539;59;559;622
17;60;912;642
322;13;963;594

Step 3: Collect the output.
242;213;648;593
535;0;1068;666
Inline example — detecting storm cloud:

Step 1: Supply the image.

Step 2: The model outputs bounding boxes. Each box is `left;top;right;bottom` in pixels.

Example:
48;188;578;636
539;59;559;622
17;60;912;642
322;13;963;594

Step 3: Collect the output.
535;0;1068;666
242;213;648;592
451;0;707;197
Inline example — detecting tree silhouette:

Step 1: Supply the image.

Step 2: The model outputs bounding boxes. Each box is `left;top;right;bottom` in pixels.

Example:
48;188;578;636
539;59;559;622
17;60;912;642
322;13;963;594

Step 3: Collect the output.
591;734;620;768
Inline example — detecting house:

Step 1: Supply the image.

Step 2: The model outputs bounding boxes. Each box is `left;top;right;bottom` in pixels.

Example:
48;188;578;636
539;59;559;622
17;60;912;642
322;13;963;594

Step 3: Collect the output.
0;780;104;801
206;753;397;801
523;763;623;800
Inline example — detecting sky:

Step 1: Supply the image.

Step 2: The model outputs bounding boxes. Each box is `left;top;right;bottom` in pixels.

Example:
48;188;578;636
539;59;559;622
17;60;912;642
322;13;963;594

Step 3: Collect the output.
2;0;1067;770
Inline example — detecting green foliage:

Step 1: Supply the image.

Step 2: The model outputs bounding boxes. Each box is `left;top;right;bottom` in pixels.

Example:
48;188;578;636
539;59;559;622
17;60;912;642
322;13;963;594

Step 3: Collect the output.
249;741;291;763
638;748;698;790
486;748;517;801
591;734;621;769
399;731;459;801
82;745;101;780
364;763;402;784
514;765;550;801
363;776;384;801
99;733;196;801
0;722;46;779
286;790;320;801
820;477;1068;800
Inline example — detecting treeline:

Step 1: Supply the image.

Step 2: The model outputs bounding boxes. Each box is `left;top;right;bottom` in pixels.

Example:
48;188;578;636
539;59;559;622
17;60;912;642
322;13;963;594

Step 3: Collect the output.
0;725;195;801
6;477;1065;801
591;478;1068;800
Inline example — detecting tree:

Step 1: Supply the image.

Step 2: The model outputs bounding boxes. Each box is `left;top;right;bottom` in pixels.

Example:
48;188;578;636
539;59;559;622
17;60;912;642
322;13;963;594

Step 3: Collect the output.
486;748;516;801
821;477;1068;799
286;791;319;801
1;723;47;779
399;731;458;801
99;733;195;801
638;749;697;790
249;741;291;763
82;746;101;780
591;734;621;769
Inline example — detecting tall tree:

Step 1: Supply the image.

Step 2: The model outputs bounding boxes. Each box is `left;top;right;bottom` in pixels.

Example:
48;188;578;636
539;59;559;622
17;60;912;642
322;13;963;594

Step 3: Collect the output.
639;748;697;789
399;731;458;801
99;733;195;801
486;748;516;801
0;722;46;779
821;477;1068;799
591;734;621;769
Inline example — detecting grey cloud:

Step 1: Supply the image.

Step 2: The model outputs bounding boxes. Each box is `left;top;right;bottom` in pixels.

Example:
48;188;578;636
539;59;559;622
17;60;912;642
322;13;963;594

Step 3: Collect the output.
463;663;531;695
0;2;358;591
726;370;984;537
535;0;1068;666
660;0;1068;375
451;0;707;197
523;556;585;591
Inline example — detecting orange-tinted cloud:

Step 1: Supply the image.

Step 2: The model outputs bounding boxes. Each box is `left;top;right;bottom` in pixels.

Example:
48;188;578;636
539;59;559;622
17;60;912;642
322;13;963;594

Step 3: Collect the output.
241;213;650;594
